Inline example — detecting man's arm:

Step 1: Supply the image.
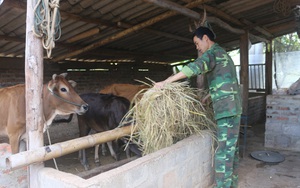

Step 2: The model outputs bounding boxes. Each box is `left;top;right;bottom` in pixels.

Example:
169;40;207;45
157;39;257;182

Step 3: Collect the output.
154;72;187;88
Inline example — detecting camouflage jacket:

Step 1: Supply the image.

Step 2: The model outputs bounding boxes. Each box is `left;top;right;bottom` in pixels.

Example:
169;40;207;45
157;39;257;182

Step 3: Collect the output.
181;43;242;120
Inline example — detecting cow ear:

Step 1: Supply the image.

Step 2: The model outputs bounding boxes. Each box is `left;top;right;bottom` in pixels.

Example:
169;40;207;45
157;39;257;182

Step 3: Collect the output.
47;81;56;92
52;74;57;80
60;73;68;78
68;80;77;88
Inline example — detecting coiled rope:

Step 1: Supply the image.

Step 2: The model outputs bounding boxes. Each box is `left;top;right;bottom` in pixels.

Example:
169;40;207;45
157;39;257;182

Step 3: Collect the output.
33;0;61;58
273;0;291;17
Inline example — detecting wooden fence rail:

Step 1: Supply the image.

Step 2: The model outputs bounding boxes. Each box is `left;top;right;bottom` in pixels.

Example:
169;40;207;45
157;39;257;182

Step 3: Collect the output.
6;126;133;170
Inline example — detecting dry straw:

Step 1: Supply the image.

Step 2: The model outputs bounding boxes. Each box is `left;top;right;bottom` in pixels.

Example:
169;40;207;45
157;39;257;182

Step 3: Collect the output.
121;80;216;155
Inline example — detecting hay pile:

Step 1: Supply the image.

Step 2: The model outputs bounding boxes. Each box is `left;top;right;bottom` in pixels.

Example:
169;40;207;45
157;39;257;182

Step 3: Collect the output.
121;81;216;155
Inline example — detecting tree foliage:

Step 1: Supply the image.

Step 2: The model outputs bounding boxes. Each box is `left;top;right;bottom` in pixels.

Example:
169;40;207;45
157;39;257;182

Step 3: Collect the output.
273;32;300;53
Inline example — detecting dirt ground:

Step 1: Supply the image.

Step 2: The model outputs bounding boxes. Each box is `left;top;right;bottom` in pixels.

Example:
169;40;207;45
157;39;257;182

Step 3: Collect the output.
237;124;300;188
43;115;131;175
1;116;300;187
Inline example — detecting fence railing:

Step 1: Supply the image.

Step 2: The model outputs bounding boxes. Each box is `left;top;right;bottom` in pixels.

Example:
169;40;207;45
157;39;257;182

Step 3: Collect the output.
235;64;265;91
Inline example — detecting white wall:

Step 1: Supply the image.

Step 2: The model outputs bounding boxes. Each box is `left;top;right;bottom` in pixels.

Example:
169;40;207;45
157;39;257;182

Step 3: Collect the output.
274;51;300;89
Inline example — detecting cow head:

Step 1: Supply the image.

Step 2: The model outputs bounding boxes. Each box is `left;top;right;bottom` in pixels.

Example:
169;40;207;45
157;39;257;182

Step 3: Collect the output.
47;73;88;115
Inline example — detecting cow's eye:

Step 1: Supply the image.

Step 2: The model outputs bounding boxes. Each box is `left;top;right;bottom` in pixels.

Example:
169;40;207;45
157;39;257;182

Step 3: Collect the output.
60;88;67;92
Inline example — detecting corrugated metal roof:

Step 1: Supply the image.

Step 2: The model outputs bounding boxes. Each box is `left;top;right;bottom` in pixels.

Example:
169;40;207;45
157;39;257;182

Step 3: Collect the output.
0;0;299;65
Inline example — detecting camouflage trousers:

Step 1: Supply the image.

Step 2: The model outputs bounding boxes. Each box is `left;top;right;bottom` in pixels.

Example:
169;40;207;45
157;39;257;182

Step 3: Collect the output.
214;115;241;188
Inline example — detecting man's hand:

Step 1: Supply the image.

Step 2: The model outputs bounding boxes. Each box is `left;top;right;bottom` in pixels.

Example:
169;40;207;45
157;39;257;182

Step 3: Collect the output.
153;72;187;89
154;81;166;89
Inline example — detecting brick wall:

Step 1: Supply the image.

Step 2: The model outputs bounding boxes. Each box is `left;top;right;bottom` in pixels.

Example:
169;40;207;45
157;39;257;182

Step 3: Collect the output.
0;60;266;125
0;61;172;94
265;95;300;151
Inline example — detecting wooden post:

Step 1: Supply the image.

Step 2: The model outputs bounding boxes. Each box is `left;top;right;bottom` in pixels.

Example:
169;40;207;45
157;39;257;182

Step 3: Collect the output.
25;0;44;187
265;41;273;95
240;31;249;115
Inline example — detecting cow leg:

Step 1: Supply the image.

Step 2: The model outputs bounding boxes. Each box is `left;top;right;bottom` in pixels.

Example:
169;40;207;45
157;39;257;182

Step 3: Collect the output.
7;124;25;154
128;143;142;157
120;138;131;158
8;133;21;154
79;149;89;171
78;115;91;170
94;144;100;166
107;141;119;161
19;140;27;152
101;143;107;156
120;138;142;158
94;143;109;166
125;146;131;158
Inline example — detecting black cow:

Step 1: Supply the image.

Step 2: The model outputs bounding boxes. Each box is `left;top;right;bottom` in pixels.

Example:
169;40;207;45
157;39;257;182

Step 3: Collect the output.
77;93;140;170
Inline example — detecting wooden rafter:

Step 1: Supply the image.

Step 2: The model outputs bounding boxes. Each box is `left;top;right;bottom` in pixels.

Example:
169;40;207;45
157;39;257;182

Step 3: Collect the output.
146;0;272;41
5;0;195;62
51;0;208;62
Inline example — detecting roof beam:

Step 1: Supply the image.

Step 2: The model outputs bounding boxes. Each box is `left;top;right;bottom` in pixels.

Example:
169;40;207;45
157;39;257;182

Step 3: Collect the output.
6;0;194;61
178;0;272;39
144;0;270;43
51;0;207;62
117;22;192;43
142;0;211;19
203;5;273;38
0;33;192;62
0;35;24;43
144;0;244;34
268;21;296;34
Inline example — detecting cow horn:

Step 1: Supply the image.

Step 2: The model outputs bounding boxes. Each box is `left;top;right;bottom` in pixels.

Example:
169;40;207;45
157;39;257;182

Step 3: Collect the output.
200;7;207;27
60;73;68;78
189;8;207;33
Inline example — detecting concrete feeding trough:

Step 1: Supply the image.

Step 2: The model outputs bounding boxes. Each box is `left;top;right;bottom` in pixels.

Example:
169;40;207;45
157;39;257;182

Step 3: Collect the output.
1;132;214;187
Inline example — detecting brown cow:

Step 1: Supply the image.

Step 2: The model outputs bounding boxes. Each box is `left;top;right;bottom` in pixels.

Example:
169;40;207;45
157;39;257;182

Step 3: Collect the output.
99;83;149;102
0;73;88;154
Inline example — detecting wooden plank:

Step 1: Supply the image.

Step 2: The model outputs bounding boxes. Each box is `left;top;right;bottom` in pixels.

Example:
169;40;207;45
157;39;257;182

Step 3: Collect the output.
25;0;44;187
265;41;273;95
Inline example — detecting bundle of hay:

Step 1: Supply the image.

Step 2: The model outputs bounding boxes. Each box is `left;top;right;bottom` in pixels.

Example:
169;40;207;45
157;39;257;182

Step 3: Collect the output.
121;81;216;155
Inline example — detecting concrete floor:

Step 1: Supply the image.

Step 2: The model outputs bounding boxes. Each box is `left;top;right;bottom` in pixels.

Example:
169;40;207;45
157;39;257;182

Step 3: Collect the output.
238;123;300;188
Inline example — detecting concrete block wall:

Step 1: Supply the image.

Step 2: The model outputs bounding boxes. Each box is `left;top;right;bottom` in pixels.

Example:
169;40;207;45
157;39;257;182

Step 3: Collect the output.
245;95;266;125
38;133;214;188
265;95;300;151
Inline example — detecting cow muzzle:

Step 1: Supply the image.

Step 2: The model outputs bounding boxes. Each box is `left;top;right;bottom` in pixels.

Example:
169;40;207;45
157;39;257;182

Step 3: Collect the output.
78;103;89;115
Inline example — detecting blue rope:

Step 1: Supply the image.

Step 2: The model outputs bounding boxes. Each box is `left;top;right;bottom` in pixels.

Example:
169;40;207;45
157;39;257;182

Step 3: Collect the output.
33;0;61;58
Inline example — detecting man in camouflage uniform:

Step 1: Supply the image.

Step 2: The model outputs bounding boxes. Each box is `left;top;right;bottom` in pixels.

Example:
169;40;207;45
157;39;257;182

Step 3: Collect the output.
155;26;242;188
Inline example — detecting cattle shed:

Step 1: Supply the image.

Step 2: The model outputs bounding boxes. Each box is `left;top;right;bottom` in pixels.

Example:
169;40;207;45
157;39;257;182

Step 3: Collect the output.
0;0;300;187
